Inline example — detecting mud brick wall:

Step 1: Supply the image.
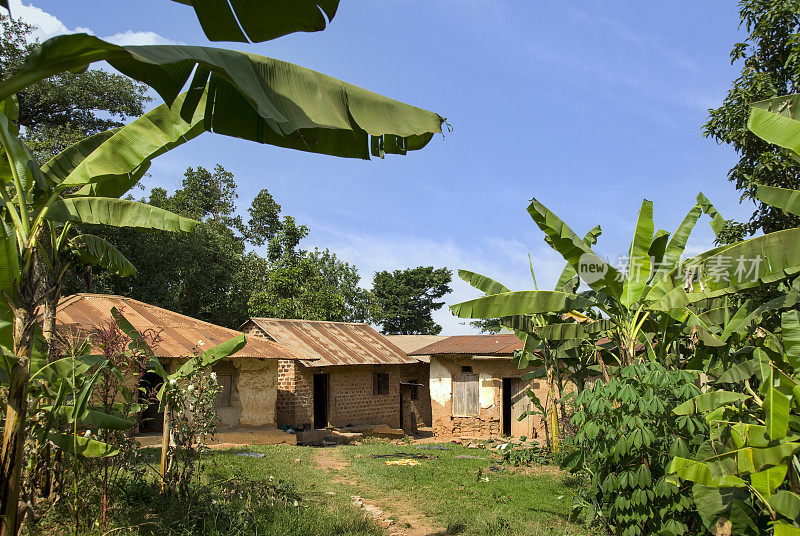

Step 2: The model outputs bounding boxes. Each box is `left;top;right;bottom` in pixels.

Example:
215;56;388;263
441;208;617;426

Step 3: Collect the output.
429;355;563;441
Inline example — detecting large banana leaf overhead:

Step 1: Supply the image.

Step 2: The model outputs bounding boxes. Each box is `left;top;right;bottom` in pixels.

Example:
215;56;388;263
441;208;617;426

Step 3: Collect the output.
0;34;444;160
171;0;341;43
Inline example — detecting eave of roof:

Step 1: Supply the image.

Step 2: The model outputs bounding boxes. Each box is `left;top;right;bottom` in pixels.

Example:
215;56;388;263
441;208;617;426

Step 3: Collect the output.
57;294;309;361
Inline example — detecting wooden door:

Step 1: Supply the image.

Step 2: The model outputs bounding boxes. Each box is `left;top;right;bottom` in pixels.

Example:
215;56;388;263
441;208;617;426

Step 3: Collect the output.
510;379;534;438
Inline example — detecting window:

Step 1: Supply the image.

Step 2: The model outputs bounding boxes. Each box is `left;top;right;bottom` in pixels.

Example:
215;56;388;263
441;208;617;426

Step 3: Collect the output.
409;379;420;400
373;373;390;395
214;374;233;408
461;365;473;373
452;373;479;416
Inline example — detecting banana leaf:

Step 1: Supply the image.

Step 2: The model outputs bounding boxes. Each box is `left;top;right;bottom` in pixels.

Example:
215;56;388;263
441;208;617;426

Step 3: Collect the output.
458;269;510;295
450;290;591;319
621;199;654;308
554;225;603;291
46;197;197;233
0;34;444;160
171;0;340;44
69;234;136;277
527;198;622;299
48;431;119;458
756;184;800;219
748;94;800;157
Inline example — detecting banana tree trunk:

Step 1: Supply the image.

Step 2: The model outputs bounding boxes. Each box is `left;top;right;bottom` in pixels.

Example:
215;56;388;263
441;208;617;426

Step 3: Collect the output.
0;294;36;536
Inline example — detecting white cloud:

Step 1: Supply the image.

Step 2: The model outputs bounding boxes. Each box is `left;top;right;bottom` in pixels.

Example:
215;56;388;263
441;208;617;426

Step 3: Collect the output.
102;31;182;47
303;225;565;335
10;1;178;46
10;0;90;41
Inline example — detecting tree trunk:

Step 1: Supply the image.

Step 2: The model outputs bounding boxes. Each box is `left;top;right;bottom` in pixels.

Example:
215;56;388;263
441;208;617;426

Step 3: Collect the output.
1;299;36;536
160;408;171;494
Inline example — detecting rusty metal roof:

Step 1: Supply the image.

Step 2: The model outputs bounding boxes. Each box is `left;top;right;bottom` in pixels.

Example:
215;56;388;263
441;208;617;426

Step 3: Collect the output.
57;294;308;361
243;318;417;367
409;335;523;356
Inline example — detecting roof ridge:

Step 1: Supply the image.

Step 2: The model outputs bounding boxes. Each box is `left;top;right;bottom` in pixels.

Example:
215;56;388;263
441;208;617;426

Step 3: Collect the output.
249;317;369;327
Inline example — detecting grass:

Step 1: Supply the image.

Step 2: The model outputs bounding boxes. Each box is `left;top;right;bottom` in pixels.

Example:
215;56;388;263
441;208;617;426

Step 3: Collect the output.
340;441;593;536
33;442;594;536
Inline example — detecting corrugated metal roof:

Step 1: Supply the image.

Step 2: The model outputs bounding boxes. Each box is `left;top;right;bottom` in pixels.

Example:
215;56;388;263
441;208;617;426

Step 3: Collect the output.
57;294;308;361
409;335;523;356
385;335;447;354
243;318;417;367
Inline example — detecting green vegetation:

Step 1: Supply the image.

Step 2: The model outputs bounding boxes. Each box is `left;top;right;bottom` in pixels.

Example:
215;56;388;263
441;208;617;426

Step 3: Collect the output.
341;442;590;536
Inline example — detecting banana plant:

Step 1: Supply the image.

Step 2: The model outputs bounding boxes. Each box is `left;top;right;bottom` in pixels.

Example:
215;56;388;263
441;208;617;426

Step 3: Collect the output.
111;308;246;490
452;194;725;369
667;310;800;535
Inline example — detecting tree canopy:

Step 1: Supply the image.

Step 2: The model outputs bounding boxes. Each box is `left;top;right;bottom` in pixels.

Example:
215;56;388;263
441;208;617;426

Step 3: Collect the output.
371;266;452;335
704;0;800;235
0;14;149;159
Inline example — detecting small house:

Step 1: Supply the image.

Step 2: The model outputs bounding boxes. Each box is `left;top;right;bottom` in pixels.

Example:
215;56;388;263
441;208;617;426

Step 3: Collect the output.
410;334;553;440
56;294;308;431
240;318;432;433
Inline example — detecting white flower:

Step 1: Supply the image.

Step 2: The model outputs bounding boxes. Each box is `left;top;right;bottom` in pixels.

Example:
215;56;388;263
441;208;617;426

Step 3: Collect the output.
187;384;195;393
209;372;217;382
196;339;205;346
83;430;92;438
169;378;177;387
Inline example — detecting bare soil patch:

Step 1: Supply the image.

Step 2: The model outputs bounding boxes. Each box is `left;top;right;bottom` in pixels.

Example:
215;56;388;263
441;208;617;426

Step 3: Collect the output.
312;447;446;536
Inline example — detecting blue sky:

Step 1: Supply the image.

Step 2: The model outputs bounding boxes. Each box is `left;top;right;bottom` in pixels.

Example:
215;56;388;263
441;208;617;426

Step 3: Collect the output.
16;1;754;333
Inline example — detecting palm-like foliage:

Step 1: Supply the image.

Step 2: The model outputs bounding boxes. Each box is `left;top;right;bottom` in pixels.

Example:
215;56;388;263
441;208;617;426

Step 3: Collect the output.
0;4;445;534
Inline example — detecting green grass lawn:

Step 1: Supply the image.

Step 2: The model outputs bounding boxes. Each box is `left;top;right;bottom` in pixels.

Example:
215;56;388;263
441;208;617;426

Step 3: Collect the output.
340;442;593;536
34;442;592;536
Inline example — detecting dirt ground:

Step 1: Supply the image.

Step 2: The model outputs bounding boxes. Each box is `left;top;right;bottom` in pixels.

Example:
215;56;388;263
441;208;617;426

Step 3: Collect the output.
313;447;447;536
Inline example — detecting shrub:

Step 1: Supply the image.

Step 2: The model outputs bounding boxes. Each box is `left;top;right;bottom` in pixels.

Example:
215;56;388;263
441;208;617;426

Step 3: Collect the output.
570;362;706;536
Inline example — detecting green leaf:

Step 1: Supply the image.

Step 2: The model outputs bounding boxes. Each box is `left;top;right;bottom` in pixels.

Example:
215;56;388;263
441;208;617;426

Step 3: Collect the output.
770;490;800;523
554;225;602;290
653;201;703;280
783;310;800;371
175;333;246;378
650;229;800;310
0;34;444;161
673;391;750;415
750;464;788;499
621;199;654;308
458;269;510;296
171;0;340;43
69;234;136;277
774;522;800;536
110;308;165;380
40;129;118;185
748;94;800;157
527;198;622;298
48;431;119;458
450;290;591;319
53;407;133;431
756;184;800;219
535;319;613;341
696;192;726;236
47;197;197;233
52;92;205;195
766;384;791;440
0;220;19;351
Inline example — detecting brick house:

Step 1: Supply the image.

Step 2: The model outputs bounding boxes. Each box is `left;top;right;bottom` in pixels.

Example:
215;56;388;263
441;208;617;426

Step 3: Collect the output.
240;318;432;433
409;335;554;441
56;294;307;431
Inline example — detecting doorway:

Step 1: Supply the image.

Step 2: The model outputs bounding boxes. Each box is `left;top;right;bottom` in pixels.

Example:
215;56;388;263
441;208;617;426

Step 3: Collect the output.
313;373;329;429
502;378;534;438
502;378;513;436
139;371;164;433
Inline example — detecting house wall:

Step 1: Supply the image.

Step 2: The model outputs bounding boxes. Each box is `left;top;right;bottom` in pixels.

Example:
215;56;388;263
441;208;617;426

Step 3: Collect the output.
164;357;277;429
274;361;431;431
429;355;554;440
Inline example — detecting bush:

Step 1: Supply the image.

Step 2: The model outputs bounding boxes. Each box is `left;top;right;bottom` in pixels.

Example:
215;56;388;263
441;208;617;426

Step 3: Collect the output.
500;444;552;466
569;362;706;536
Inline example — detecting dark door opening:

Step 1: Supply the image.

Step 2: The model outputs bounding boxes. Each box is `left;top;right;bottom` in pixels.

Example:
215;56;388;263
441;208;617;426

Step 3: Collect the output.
313;374;329;429
400;391;405;430
502;378;513;436
139;371;164;433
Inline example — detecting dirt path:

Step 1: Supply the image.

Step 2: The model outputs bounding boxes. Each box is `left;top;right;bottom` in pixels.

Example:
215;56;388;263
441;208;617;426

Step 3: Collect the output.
313;447;446;536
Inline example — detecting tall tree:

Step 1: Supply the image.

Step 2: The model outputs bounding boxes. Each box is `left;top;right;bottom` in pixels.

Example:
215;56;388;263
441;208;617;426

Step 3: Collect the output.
704;0;800;235
0;14;149;159
72;164;373;327
371;266;452;334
